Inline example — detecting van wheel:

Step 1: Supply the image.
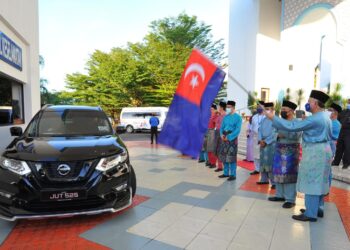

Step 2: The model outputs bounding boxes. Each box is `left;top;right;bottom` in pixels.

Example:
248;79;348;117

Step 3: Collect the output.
126;125;134;133
129;165;137;197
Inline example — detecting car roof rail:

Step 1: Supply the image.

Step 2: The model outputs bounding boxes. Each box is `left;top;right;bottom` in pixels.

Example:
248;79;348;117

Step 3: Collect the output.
41;104;53;110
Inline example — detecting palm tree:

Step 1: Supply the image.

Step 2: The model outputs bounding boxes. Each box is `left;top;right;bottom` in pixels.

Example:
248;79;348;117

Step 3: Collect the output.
326;83;343;107
247;91;258;113
275;100;282;116
39;55;50;105
342;98;348;109
215;81;227;103
296;88;304;110
285;88;291;101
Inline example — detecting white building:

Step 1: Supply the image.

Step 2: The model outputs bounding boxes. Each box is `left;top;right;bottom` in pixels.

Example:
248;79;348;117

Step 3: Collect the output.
229;0;350;113
0;0;40;151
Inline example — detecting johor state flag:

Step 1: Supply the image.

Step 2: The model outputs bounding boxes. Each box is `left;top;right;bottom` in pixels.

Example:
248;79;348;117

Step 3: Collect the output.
158;49;226;158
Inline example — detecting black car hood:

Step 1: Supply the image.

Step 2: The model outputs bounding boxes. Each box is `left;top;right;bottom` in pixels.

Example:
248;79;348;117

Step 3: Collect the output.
3;136;125;162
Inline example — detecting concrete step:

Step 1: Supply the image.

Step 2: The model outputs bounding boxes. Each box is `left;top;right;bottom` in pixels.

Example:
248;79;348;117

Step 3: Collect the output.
332;166;350;184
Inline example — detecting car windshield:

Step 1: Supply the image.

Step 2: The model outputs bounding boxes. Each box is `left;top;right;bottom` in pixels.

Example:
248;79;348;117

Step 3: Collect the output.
37;110;113;137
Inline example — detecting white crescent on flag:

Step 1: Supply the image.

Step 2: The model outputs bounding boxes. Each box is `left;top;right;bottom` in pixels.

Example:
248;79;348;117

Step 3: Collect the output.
184;63;206;89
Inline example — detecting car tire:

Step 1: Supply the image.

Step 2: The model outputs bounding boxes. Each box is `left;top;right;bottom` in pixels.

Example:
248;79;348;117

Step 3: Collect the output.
129;165;137;198
126;125;134;133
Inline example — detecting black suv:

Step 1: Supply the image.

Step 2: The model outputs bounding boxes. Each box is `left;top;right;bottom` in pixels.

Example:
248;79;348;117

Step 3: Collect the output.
0;105;136;221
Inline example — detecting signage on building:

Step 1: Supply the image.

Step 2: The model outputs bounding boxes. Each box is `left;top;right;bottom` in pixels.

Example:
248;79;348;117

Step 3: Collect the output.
0;32;22;71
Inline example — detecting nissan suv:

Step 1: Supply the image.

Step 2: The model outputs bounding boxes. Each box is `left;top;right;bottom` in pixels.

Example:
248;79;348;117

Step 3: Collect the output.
0;105;136;221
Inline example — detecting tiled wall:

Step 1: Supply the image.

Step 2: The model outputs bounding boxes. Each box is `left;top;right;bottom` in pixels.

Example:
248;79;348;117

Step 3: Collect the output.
283;0;343;29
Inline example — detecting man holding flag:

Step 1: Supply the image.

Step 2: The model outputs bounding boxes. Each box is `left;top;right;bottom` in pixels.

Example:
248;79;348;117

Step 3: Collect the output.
158;49;226;158
217;101;242;181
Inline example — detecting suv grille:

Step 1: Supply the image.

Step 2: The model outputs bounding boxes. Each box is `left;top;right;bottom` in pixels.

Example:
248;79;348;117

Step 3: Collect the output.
28;160;97;182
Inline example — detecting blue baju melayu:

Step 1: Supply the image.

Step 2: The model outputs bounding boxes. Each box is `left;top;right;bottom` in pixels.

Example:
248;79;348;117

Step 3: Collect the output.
258;117;277;183
330;119;341;156
272;112;333;219
218;113;242;177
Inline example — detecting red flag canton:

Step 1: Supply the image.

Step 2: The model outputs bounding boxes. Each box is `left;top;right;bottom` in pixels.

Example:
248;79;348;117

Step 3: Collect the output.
175;49;217;106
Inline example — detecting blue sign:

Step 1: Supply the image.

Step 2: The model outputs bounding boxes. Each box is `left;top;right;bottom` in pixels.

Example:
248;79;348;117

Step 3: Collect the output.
0;32;22;71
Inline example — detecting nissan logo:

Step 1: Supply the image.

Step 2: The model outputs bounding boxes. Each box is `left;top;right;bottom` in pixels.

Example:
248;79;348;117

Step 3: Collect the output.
57;164;71;176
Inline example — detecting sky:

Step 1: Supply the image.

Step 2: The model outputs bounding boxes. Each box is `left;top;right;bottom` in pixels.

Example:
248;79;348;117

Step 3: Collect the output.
39;0;229;91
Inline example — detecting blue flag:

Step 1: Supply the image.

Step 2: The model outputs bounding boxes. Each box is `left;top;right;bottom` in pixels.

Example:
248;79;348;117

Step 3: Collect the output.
158;49;226;158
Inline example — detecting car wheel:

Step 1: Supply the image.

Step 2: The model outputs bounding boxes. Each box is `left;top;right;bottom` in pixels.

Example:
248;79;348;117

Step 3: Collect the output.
129;165;137;197
126;125;134;133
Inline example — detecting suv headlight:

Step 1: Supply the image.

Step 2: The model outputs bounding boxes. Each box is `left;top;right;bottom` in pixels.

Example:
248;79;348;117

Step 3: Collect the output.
0;156;31;175
96;151;128;172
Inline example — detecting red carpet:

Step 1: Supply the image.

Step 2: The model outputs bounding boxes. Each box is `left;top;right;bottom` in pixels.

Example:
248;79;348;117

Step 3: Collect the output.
237;160;255;171
0;195;149;250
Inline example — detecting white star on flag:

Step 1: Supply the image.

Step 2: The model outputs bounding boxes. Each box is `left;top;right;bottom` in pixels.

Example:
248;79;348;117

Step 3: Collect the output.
190;75;199;89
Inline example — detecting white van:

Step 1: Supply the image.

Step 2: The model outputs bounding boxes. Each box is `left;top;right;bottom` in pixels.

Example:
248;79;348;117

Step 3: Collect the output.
120;107;168;133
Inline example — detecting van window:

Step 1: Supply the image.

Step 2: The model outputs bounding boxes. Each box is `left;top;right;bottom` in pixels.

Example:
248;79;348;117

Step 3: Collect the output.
121;112;137;119
122;112;161;119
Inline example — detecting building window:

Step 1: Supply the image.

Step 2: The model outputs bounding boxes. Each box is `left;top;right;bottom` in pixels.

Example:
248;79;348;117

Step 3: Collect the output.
0;76;24;126
261;88;270;102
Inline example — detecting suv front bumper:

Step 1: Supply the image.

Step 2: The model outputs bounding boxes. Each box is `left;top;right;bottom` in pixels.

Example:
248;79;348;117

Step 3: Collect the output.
0;166;133;221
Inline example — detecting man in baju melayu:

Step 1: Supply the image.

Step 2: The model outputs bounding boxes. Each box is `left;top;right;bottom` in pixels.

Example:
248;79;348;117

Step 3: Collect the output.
256;102;276;188
265;90;332;222
207;104;219;168
328;102;342;187
213;101;227;172
329;102;342;157
268;100;301;208
250;101;265;175
218;101;242;181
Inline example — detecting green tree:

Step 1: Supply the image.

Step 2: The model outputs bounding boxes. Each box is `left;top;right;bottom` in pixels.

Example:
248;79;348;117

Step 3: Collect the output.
64;13;225;113
149;12;225;64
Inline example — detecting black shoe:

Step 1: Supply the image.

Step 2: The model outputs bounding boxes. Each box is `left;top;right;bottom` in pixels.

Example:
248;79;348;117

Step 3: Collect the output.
292;214;317;222
227;176;236;181
205;161;210;166
250;170;259;175
218;174;229;178
256;181;269;185
214;169;223;172
331;161;339;166
209;164;216;169
282;202;295;209
198;159;205;163
300;209;324;218
271;185;276;189
268;197;285;202
342;165;349;169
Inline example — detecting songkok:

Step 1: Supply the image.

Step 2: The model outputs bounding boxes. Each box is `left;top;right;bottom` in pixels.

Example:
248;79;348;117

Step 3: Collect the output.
309;90;330;104
282;100;297;110
264;102;274;108
330;103;342;113
227;100;236;107
219;101;226;109
211;104;217;109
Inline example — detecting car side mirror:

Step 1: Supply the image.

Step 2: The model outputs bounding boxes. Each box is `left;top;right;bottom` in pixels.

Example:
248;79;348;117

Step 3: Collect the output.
10;127;23;137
